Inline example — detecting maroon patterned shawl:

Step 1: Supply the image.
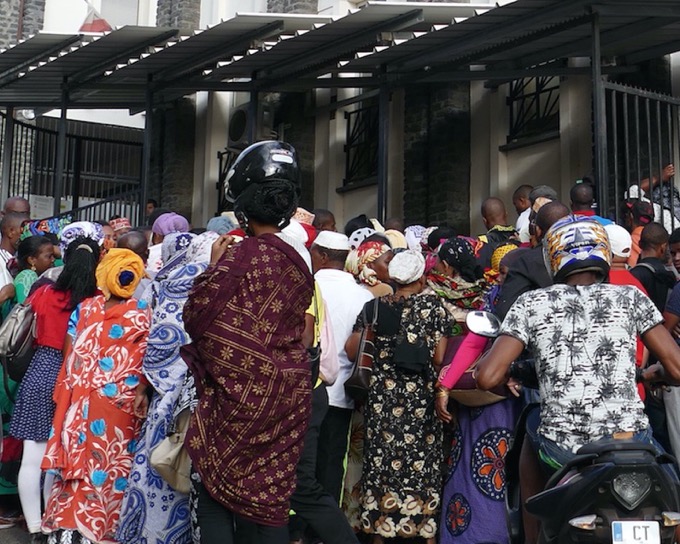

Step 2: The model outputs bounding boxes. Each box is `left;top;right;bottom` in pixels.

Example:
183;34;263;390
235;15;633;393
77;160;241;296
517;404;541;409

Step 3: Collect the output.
182;233;313;526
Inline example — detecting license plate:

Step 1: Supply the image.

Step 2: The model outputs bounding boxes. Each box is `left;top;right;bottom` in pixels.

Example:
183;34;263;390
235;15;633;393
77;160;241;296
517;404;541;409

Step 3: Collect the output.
612;521;660;543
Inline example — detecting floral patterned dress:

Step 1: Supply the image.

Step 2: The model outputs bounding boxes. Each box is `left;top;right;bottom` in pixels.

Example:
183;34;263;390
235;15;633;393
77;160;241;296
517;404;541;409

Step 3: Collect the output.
41;295;150;544
354;293;450;539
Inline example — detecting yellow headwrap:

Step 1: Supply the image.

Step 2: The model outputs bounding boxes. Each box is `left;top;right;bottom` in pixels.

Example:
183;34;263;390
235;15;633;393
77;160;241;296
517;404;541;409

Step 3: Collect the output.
384;229;407;250
96;248;145;300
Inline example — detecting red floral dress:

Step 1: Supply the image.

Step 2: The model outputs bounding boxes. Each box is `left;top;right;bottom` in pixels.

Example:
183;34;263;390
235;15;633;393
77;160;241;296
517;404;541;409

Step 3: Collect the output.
41;295;150;544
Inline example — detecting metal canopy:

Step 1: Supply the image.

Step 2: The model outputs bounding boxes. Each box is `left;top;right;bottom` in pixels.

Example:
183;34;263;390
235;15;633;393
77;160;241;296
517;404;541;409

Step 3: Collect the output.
0;1;676;108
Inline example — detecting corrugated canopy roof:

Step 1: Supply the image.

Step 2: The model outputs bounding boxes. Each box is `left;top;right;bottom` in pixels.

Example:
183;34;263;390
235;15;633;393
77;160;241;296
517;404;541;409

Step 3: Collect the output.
0;0;679;109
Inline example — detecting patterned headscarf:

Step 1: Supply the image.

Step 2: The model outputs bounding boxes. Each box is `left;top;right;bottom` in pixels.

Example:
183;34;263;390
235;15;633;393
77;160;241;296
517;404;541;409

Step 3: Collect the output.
404;225;426;250
348;227;376;250
96;248;146;300
161;232;195;266
438;237;482;283
59;221;104;255
20;217;71;241
152;212;189;236
185;231;220;264
346;241;391;286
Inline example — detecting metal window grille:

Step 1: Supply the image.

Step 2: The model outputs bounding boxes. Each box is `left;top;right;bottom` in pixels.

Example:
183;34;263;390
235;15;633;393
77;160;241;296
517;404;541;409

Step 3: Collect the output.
344;101;379;186
507;76;560;143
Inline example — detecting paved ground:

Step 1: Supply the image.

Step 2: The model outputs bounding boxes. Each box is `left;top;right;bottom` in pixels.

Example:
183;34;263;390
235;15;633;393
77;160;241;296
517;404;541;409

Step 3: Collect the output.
1;526;31;543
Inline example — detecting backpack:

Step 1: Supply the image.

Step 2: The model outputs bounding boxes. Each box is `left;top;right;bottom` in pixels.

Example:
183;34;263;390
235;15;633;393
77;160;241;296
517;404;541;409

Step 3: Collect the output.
631;262;673;309
0;301;36;390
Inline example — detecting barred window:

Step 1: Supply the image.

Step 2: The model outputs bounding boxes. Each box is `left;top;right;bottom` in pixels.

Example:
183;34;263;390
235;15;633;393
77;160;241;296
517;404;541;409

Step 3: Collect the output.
344;101;378;186
507;76;560;143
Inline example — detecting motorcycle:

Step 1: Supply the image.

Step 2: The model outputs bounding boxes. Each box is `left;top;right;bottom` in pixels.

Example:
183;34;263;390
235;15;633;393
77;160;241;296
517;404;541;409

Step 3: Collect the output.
466;310;680;544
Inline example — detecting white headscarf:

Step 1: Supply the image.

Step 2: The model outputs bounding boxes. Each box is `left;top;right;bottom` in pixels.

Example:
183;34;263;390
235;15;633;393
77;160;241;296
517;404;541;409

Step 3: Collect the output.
389;250;425;285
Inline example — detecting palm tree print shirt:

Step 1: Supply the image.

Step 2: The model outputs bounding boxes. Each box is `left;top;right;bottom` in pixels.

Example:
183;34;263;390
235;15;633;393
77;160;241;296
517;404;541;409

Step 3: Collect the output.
500;283;662;453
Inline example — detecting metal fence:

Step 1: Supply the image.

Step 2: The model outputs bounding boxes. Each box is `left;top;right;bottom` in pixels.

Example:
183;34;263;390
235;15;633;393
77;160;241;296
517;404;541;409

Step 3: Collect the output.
604;82;680;231
0;110;143;221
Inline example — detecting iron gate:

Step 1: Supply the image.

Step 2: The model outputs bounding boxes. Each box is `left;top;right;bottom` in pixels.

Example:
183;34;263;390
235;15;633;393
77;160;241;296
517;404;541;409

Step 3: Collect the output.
0;110;143;221
604;82;680;231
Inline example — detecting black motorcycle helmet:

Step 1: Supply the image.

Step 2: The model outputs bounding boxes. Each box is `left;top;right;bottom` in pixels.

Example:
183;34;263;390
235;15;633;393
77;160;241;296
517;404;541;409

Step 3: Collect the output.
225;141;301;232
225;140;300;204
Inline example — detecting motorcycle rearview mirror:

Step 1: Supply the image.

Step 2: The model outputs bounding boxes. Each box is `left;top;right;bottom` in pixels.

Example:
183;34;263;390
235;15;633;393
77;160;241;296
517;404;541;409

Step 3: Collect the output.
465;310;501;338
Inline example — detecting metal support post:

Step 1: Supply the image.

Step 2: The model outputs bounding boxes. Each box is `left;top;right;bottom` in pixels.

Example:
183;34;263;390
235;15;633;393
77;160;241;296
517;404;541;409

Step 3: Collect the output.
139;77;153;225
248;83;258;144
376;84;390;224
1;107;15;204
591;11;609;217
72;137;82;210
53;82;69;216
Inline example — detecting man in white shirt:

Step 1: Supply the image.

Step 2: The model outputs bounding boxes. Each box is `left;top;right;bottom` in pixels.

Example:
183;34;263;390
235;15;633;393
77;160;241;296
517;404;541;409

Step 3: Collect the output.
312;231;373;504
513;184;533;236
0;212;28;305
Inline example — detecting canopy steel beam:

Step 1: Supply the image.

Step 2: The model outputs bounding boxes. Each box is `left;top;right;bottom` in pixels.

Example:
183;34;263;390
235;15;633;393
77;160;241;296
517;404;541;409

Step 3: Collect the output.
405;13;592;81
393;1;592;72
488;15;680;72
151;21;284;89
67;29;178;91
417;64;638;84
255;9;423;86
590;3;680;18
0;35;81;89
624;38;680;65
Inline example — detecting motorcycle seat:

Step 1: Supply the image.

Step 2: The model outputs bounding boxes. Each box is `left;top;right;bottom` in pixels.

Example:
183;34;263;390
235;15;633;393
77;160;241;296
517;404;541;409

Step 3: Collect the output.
576;439;657;456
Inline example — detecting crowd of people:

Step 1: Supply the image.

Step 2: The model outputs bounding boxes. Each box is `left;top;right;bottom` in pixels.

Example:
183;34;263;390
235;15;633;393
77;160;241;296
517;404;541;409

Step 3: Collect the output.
0;141;679;544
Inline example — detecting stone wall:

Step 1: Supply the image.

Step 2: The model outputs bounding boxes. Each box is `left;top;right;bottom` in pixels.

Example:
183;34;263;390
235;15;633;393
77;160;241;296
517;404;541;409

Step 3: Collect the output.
156;0;200;29
403;82;471;232
151;0;200;221
0;0;45;49
22;0;45;37
266;0;318;14
149;98;196;219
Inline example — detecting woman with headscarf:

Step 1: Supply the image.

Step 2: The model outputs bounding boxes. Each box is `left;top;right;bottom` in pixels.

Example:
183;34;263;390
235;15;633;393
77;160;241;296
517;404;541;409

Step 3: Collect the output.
346;240;394;297
147;213;190;276
117;232;219;544
141;232;196;308
432;239;521;544
41;248;150;544
181;141;313;543
32;222;104;290
345;250;451;544
8;237;100;542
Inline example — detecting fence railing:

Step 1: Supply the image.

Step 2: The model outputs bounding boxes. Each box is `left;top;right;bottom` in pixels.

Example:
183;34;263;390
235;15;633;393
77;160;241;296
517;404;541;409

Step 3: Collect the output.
43;189;141;224
0;110;143;221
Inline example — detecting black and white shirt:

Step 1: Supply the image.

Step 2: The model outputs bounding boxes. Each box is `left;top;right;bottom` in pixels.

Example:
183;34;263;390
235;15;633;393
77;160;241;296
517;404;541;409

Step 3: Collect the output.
501;283;662;453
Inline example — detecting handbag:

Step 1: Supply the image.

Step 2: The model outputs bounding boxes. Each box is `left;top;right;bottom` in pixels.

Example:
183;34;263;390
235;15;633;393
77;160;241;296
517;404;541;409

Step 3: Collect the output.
344;298;379;402
447;353;509;407
150;409;192;494
0;301;37;396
